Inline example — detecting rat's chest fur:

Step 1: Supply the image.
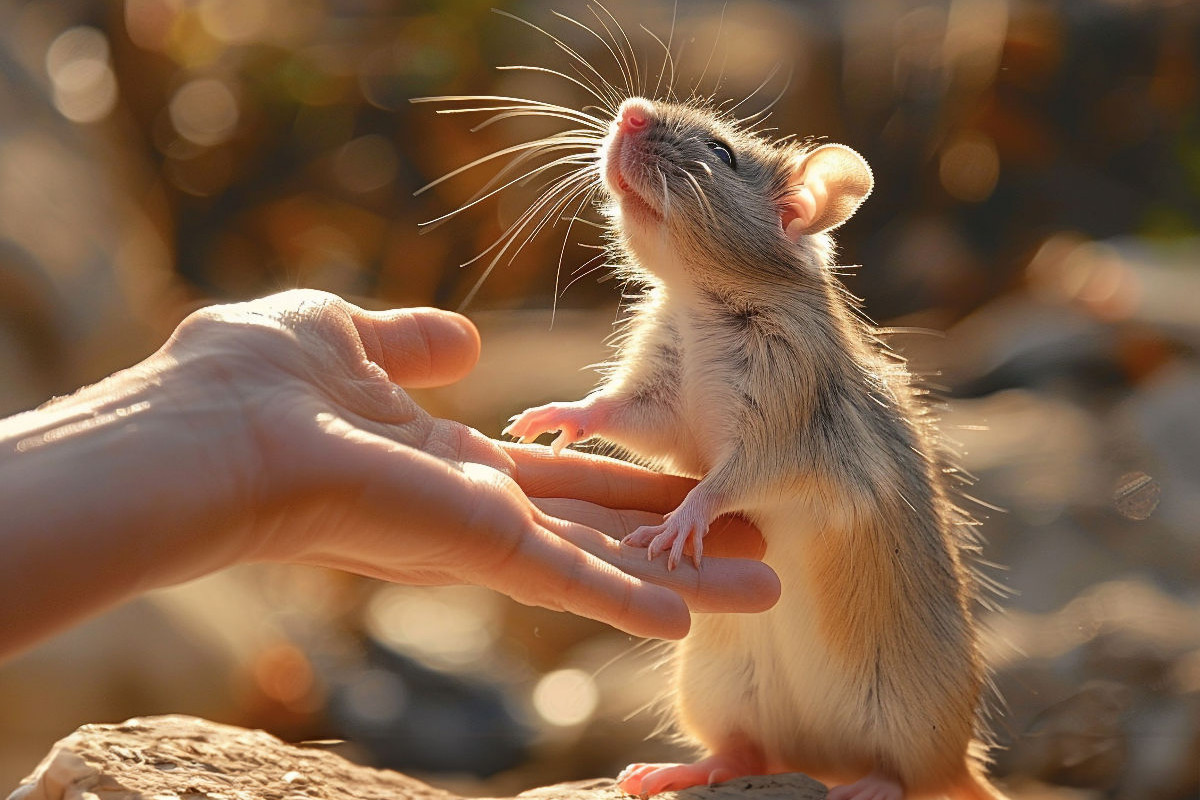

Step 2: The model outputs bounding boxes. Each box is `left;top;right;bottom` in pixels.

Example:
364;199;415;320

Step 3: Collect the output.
610;260;916;520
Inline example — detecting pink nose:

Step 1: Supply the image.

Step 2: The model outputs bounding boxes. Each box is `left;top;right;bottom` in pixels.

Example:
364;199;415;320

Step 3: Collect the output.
619;101;650;133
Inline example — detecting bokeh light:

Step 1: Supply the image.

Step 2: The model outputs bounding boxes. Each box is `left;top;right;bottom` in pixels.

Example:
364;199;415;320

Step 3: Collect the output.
365;586;500;670
939;132;1000;202
197;0;269;46
334;135;399;195
532;668;599;728
168;77;239;146
46;27;118;124
340;666;409;727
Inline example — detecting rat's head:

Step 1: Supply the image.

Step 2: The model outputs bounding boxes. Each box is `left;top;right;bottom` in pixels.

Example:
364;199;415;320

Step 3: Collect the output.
600;97;873;284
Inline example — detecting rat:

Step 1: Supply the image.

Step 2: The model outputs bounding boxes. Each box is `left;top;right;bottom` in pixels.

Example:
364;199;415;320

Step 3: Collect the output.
416;21;1008;792
494;91;1010;800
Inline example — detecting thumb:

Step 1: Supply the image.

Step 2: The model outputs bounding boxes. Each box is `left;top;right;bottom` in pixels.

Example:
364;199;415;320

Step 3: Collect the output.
349;307;481;388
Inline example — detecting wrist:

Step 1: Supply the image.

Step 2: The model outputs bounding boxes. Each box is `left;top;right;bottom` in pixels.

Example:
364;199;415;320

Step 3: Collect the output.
0;353;262;657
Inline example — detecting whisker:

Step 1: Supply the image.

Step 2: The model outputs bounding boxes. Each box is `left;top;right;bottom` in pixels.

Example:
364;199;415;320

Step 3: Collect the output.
473;167;598;261
552;185;602;324
665;0;679;97
693;2;727;99
727;60;783;117
714;44;730;97
412;93;589;114
562;216;607;230
491;9;620;111
671;163;715;225
743;112;773;132
552;9;632;109
515;174;600;253
741;65;794;129
413;134;597;197
495;65;615;114
461;137;599;203
576;5;635;101
457;168;597;269
591;1;641;97
434;102;602;120
434;100;605;131
419;151;597;228
456;172;595;282
464;108;604;134
563;249;612;293
425;155;593;241
571;244;611;270
535;181;602;246
415;94;606;131
671;36;692;100
641;23;675;101
458;171;599;310
647;0;678;100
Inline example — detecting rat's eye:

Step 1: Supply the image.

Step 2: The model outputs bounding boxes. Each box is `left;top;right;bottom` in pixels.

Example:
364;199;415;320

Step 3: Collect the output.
706;139;736;169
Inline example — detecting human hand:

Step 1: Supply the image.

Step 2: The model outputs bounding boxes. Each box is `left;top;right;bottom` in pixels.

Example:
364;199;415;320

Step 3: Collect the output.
146;290;778;639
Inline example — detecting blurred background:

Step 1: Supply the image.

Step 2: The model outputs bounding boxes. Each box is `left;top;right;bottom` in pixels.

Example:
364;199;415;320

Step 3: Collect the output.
1;0;1198;798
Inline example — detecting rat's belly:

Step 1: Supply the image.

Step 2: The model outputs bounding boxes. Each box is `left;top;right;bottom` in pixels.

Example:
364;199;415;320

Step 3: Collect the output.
672;502;894;773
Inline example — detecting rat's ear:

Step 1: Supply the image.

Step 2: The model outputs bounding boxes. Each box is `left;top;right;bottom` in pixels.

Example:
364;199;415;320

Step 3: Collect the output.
780;144;873;242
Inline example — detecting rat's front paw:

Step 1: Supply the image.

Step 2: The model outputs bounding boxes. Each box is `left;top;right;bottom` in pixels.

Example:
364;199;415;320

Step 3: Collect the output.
623;504;711;570
503;401;597;455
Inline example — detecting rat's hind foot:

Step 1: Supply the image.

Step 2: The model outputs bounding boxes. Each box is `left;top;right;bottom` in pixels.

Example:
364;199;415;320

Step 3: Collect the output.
617;741;764;798
503;400;605;454
827;772;905;800
616;755;746;797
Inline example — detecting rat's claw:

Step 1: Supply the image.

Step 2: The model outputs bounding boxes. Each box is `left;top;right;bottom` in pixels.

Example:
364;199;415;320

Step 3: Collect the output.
550;429;579;455
504;401;595;453
621;523;676;564
649;528;689;571
630;505;712;571
621;526;658;548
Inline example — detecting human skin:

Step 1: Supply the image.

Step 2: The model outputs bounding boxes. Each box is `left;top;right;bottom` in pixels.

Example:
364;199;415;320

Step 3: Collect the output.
0;289;779;661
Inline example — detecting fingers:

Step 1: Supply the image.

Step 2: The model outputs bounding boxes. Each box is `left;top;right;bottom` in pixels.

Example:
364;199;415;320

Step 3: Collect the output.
177;292;479;389
348;306;481;388
532;498;766;560
532;497;660;535
539;514;781;615
493;521;693;640
325;431;694;640
505;441;698;515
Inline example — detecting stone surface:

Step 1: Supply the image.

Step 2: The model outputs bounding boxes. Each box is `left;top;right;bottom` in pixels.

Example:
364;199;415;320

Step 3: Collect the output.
6;716;829;800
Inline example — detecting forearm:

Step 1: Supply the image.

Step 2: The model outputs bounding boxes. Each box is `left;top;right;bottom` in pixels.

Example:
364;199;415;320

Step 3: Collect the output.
0;360;254;660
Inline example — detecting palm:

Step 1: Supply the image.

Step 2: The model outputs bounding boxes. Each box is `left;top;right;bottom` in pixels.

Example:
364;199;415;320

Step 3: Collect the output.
164;290;778;638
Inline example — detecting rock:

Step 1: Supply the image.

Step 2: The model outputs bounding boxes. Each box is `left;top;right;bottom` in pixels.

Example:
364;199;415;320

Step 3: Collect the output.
984;580;1200;799
7;716;830;800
